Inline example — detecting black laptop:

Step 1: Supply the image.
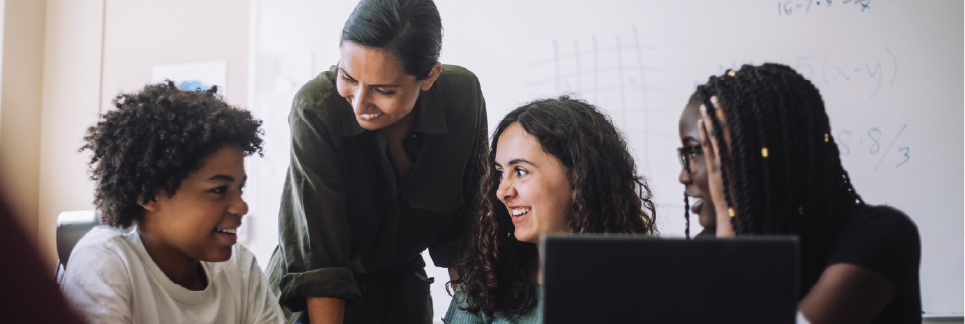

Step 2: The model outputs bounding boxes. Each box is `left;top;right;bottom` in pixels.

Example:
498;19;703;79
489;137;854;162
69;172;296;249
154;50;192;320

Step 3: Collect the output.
541;235;799;324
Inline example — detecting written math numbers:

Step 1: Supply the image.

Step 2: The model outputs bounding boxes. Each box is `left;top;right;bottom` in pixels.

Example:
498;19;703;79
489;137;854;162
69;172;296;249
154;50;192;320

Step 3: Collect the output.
796;48;897;98
697;48;898;99
778;0;873;16
835;124;909;171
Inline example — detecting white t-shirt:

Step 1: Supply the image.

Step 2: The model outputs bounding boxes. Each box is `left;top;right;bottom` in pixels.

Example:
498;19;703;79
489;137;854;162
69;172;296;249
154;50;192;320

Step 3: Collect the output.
61;226;286;324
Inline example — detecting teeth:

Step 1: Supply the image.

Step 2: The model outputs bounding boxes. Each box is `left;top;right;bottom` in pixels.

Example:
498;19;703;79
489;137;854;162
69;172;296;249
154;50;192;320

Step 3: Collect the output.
361;113;383;119
511;208;531;216
215;228;236;234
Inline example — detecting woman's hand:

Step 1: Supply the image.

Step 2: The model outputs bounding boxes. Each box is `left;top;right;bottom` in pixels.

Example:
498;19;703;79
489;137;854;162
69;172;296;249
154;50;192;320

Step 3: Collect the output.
697;96;736;237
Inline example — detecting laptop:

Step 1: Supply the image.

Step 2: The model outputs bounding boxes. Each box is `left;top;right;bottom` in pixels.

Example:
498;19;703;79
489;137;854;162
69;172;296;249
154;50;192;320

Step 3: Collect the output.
541;235;799;323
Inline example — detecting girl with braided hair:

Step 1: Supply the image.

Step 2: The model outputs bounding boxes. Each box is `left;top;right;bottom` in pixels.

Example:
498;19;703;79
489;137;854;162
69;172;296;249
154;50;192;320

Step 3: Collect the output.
678;92;717;239
694;63;921;323
443;96;657;323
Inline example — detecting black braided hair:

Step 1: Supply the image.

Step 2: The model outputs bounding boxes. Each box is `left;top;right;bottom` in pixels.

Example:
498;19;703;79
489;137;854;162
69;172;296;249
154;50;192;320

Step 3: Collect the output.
683;193;691;240
696;63;864;298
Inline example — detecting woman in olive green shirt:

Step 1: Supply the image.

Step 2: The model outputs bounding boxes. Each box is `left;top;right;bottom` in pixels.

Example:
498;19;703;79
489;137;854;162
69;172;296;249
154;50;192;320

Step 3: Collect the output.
266;1;487;323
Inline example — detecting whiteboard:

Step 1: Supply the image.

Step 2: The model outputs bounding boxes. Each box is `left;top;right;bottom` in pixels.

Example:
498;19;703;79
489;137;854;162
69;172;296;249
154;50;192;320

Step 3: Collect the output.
250;0;964;318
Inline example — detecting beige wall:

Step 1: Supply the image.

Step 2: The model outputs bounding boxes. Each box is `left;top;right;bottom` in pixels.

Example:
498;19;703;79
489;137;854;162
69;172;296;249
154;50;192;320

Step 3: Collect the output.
1;0;250;267
99;1;250;111
37;0;103;268
0;0;46;243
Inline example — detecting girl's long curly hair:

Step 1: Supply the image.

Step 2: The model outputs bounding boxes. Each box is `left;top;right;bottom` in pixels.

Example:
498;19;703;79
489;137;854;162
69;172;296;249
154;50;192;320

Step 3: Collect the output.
697;63;863;297
450;96;657;317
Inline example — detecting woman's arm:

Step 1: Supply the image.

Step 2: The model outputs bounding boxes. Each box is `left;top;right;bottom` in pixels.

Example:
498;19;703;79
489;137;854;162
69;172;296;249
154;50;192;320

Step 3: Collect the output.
274;74;361;315
800;207;917;323
307;297;346;324
798;263;896;324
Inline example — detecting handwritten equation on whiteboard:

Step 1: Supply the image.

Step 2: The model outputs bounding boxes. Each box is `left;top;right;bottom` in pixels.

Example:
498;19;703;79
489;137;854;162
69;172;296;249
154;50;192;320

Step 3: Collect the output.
778;0;874;16
805;47;897;98
836;124;910;171
696;47;897;99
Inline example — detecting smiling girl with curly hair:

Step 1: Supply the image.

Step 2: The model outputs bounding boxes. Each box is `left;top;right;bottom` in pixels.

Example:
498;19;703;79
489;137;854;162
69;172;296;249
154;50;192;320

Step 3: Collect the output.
444;96;656;323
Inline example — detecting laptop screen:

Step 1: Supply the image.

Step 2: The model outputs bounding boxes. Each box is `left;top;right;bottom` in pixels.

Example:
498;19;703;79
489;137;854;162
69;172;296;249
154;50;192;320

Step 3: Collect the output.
541;235;799;324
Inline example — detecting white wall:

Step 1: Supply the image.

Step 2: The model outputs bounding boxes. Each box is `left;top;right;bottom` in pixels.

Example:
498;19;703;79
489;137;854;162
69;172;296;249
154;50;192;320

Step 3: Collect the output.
99;0;249;112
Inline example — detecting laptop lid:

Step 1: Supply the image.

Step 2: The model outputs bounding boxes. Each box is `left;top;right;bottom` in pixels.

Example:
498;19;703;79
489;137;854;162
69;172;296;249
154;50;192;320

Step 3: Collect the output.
541;235;799;324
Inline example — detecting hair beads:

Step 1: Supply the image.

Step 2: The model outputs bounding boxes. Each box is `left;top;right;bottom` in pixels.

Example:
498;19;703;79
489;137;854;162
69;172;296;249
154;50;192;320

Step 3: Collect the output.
696;63;864;298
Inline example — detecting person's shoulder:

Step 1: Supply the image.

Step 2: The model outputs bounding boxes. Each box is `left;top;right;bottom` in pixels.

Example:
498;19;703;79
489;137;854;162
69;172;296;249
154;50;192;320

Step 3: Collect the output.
830;204;921;272
71;226;132;260
845;204;919;239
437;64;480;85
434;65;481;95
431;64;484;122
291;65;347;123
443;287;488;324
293;66;338;105
64;227;134;284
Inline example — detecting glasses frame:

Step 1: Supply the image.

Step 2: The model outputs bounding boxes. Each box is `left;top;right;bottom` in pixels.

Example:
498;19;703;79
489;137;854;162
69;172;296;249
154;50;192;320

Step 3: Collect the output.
676;145;703;172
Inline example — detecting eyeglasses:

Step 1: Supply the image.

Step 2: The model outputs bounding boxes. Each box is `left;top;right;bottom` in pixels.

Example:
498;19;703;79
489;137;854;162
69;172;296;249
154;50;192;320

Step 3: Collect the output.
676;146;703;170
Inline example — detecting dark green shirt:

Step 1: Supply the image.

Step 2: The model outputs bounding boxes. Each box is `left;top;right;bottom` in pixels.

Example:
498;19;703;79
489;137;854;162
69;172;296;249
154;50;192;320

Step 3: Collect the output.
268;64;488;313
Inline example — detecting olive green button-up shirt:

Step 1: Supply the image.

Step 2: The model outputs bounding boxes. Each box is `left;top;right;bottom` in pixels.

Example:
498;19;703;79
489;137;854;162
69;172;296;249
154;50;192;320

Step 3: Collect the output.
268;64;488;312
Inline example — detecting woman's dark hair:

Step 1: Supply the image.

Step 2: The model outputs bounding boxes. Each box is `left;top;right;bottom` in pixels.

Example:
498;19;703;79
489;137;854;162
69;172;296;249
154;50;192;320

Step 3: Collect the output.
81;81;264;228
341;0;442;80
450;96;657;317
697;63;863;297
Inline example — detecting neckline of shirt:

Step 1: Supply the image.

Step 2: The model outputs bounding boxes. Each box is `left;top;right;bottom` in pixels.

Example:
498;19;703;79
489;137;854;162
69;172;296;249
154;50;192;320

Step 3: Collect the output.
125;228;215;305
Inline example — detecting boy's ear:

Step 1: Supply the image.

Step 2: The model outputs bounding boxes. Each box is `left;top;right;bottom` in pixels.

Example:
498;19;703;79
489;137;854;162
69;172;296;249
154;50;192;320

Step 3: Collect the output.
138;193;161;212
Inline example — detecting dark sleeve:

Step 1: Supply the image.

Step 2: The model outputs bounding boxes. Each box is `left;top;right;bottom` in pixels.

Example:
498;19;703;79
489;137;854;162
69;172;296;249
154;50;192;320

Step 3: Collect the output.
274;80;361;312
428;75;488;268
826;205;921;285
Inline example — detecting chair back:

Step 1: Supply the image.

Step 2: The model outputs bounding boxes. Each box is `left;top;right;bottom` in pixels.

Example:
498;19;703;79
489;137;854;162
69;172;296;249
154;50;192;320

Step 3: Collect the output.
56;210;100;269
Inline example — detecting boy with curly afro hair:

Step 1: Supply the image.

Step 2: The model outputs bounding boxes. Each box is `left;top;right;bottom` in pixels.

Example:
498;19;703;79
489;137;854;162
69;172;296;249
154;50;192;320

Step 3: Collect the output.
61;81;285;324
